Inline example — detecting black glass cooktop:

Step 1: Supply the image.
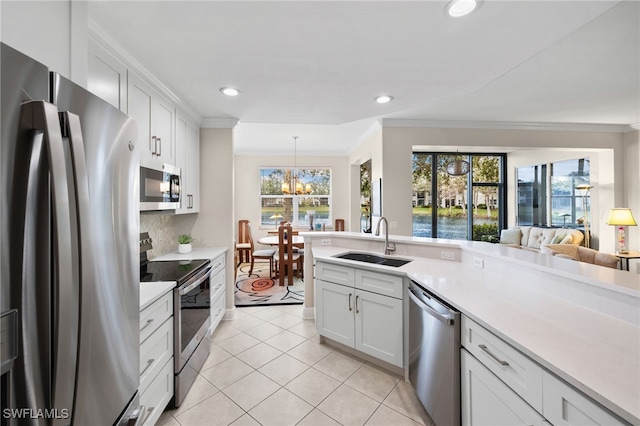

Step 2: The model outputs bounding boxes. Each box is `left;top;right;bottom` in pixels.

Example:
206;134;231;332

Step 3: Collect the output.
140;259;210;284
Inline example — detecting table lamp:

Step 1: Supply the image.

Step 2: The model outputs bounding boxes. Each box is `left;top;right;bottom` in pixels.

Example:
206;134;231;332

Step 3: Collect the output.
607;208;637;254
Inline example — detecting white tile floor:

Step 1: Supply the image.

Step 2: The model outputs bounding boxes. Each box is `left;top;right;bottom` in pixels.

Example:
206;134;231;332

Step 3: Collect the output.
158;305;433;426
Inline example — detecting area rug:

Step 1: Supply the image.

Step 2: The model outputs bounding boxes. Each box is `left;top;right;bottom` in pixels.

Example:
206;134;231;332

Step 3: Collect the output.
234;262;304;306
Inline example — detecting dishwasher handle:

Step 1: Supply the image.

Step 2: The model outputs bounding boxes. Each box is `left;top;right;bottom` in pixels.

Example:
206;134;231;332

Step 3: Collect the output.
407;286;457;326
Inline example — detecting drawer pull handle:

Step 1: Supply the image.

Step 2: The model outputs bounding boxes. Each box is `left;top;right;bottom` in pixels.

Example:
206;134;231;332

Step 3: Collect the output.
140;318;154;332
479;344;509;367
141;358;155;376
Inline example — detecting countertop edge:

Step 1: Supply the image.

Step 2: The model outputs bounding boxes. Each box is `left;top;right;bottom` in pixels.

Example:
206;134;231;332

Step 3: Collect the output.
140;281;175;311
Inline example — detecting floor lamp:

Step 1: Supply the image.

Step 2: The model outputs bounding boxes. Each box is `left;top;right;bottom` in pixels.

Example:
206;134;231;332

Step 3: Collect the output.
576;184;593;248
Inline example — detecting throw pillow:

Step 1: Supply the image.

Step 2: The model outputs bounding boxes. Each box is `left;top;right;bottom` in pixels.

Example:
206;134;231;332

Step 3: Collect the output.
500;229;521;245
552;233;566;244
560;234;573;244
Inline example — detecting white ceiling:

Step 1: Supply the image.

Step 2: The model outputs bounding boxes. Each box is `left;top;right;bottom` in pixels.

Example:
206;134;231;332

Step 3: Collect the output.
88;1;639;155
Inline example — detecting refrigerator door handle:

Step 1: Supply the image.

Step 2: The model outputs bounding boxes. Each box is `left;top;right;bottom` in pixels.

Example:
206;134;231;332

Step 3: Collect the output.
20;100;79;421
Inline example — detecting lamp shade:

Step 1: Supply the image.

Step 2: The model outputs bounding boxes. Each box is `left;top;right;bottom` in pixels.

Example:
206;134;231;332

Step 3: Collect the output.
607;208;637;226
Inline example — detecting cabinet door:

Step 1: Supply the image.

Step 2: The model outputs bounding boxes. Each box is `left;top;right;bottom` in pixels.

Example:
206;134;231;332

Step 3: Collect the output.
87;37;127;111
354;289;403;367
461;349;546;426
152;95;175;164
174;113;188;213
186;123;200;212
542;371;626;426
316;279;354;347
127;72;154;163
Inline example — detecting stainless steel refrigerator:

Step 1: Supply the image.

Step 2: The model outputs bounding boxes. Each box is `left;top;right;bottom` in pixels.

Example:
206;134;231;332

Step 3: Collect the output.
1;43;141;425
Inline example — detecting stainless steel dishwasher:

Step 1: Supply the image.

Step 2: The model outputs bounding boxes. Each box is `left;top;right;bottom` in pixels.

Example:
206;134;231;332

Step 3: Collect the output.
407;280;461;426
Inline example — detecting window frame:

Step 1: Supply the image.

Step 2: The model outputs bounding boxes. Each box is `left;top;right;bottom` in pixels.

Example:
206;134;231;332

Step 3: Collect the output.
259;167;333;228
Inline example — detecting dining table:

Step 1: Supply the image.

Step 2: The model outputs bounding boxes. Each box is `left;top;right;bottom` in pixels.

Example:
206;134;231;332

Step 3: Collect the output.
257;235;304;247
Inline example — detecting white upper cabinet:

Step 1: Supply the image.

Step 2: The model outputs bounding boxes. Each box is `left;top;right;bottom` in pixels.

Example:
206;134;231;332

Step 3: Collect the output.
127;71;175;167
87;37;127;111
175;110;200;214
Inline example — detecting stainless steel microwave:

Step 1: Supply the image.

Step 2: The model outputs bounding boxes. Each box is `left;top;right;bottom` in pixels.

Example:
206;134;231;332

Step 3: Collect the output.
140;163;181;211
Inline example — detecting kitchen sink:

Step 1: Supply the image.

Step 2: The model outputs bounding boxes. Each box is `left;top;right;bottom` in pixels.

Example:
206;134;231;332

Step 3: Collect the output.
333;251;412;267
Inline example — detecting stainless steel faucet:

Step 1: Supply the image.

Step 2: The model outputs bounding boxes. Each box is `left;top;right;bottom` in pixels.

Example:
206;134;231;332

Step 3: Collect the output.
375;217;396;255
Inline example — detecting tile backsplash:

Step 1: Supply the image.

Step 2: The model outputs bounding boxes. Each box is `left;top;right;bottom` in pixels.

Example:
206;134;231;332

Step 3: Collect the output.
140;213;177;259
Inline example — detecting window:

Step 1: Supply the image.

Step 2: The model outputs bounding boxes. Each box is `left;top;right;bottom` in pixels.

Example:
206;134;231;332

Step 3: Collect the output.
412;152;506;241
260;167;332;228
516;157;590;228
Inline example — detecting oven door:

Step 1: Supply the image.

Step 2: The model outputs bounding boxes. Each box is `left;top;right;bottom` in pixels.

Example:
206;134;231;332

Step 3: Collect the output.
175;265;212;371
140;163;181;211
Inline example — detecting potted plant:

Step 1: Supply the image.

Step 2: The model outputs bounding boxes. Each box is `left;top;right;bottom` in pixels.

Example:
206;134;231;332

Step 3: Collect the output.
178;233;193;254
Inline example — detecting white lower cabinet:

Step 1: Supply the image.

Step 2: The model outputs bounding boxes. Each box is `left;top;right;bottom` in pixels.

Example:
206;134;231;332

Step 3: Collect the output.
542;371;627;426
461;348;547;426
461;314;628;426
209;253;226;335
139;289;174;426
315;261;403;367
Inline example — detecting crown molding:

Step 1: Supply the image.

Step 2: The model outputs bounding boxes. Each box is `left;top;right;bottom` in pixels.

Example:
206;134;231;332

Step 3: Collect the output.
379;118;632;133
201;118;239;129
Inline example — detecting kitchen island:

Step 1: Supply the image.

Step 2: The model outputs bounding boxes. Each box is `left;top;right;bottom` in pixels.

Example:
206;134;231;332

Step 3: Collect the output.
302;231;640;425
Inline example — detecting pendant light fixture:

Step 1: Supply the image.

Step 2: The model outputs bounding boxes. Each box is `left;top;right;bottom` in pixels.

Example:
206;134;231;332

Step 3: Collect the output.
281;136;312;195
446;153;470;176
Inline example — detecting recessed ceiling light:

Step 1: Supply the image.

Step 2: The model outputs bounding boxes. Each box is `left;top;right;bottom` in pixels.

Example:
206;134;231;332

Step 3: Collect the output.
446;0;479;18
374;95;393;104
220;87;241;96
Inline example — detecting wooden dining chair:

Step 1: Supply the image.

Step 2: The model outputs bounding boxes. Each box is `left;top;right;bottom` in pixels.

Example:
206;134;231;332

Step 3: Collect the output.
248;223;276;277
335;218;345;231
276;225;301;286
236;219;251;266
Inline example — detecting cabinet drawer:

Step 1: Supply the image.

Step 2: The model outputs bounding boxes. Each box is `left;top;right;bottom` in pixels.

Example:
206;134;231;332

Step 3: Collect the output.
140;317;173;393
210;254;226;277
210;290;225;334
316;261;354;287
210;268;225;303
355;269;404;299
461;349;546;426
542;371;626;426
140;358;173;426
140;290;173;343
462;316;543;412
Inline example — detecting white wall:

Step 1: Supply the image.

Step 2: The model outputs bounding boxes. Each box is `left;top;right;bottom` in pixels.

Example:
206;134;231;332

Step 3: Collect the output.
1;0;88;85
234;154;349;244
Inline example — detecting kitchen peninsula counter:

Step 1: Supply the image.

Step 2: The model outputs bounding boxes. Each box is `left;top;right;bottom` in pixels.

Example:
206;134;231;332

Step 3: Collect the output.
304;232;640;425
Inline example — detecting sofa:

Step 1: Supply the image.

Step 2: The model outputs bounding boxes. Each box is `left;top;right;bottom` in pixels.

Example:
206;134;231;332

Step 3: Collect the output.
499;226;584;252
540;244;619;269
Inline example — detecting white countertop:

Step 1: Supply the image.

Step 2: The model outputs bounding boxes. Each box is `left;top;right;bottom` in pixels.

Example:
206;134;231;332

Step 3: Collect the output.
312;243;640;424
140;281;175;311
152;246;227;262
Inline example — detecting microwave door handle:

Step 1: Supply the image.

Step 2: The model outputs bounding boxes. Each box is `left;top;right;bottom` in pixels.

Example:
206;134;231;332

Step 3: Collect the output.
20;101;79;422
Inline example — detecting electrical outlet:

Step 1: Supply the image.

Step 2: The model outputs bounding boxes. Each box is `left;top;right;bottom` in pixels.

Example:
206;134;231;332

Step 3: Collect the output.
441;251;454;260
473;257;484;268
390;221;398;229
321;239;331;246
